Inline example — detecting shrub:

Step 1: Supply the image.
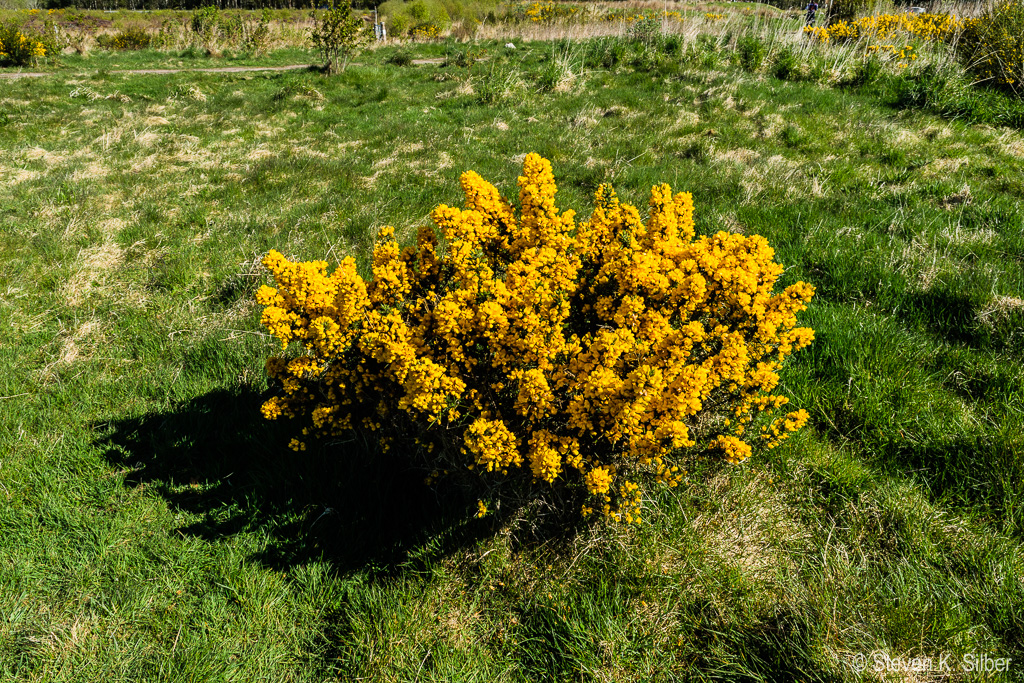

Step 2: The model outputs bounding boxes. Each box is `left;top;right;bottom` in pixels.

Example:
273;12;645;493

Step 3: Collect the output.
737;35;767;72
662;34;682;56
102;26;151;51
410;22;442;40
190;5;219;50
219;14;245;45
409;0;432;22
826;0;881;27
584;37;625;69
957;0;1024;94
536;53;581;92
686;33;721;69
444;46;485;69
388;13;412;36
385;49;414;66
625;15;661;44
772;45;801;80
807;12;963;44
257;154;815;524
310;0;366;74
0;22;47;66
240;9;272;56
509;2;582;24
842;54;883;87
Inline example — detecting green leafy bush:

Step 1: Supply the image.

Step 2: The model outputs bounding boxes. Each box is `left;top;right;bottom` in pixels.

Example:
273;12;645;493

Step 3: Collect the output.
843;54;883;87
737;35;767;72
410;22;443;39
388;13;412;36
190;5;219;50
310;0;366;74
242;8;273;57
772;45;802;80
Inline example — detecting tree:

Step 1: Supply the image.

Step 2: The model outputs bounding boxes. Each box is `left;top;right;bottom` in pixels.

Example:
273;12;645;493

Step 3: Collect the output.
310;0;365;75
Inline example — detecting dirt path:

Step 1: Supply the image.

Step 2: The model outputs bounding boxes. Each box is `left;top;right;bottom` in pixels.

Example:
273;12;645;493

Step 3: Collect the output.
0;58;445;80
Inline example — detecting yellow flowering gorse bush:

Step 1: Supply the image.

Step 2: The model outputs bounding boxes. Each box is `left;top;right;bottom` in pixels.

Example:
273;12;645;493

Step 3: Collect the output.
957;0;1024;90
518;2;580;23
804;12;963;44
258;154;814;523
0;25;47;66
410;22;441;39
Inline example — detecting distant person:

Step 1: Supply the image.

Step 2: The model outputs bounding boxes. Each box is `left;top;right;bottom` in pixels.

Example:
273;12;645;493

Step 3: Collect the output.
805;1;819;24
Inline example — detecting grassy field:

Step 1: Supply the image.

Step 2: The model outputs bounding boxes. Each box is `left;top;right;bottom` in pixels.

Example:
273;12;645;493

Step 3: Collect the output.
2;33;1024;681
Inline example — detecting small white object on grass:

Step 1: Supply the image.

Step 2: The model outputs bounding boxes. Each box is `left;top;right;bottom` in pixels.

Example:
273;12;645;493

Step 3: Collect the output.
505;43;516;49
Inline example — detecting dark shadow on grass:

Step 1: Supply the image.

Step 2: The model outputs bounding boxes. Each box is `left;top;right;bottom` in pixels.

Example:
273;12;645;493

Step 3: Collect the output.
904;287;1024;356
95;386;494;577
886;436;1024;533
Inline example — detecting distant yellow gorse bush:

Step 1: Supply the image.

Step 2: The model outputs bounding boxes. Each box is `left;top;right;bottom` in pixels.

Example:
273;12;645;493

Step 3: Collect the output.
804;12;963;44
258;155;814;523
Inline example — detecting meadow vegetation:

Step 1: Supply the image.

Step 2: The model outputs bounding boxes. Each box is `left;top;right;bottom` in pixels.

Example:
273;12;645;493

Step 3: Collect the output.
2;1;1024;680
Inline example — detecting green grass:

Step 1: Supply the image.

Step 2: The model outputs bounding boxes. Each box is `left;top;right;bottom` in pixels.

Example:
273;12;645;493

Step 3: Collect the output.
1;37;1023;681
33;46;319;72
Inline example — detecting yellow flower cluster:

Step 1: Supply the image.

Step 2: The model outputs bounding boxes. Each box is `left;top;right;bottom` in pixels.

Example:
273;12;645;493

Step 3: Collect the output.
804;12;963;44
521;2;579;23
0;30;46;64
410;22;441;39
258;154;815;523
606;9;684;23
866;43;917;68
704;12;726;22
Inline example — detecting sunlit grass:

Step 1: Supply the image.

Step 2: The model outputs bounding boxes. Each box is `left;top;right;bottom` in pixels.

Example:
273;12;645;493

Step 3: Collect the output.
1;36;1022;681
